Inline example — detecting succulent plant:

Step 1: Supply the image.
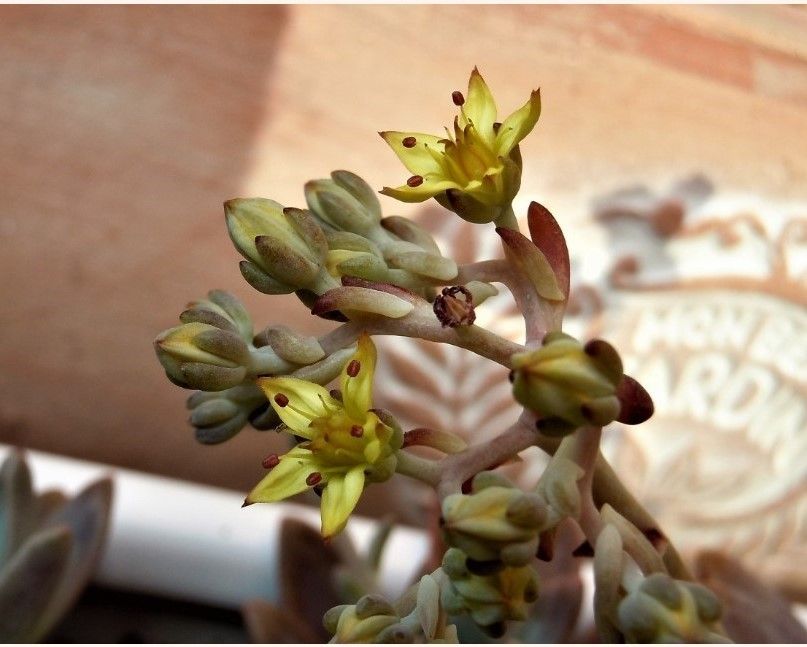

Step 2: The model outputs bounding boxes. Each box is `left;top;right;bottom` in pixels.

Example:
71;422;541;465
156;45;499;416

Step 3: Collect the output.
0;451;113;642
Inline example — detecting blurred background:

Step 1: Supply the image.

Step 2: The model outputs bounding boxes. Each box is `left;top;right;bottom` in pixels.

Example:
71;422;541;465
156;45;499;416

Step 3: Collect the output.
1;4;805;642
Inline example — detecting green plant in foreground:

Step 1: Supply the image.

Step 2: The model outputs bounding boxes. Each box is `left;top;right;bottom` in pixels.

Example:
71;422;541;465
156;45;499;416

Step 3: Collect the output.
155;68;731;643
0;452;113;642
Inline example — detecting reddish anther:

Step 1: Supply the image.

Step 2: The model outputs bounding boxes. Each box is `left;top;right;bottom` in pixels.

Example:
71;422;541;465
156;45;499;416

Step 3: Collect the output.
346;360;361;377
350;425;364;438
274;393;289;407
262;454;280;469
402;136;416;148
306;472;323;486
407;175;424;187
452;90;465;106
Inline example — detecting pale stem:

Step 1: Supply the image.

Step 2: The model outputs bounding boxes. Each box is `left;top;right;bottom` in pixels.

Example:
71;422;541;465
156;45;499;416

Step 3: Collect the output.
530;419;692;581
362;309;524;368
436;417;538;499
493;203;519;231
394;449;442;487
557;426;605;543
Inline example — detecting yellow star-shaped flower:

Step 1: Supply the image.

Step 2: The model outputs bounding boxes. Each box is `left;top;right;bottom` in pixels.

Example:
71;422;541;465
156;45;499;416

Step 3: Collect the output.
380;68;541;223
244;334;400;538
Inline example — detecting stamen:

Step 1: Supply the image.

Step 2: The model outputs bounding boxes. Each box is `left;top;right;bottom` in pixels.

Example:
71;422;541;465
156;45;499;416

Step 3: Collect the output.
346;360;361;377
350;425;364;438
452;90;465;106
402;136;416;148
261;454;280;469
306;472;322;486
407;175;424;187
274;393;289;407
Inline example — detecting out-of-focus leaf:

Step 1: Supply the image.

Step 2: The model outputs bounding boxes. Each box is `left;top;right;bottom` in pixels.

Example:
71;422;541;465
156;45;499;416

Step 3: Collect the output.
38;477;113;634
694;550;807;644
0;451;36;564
277;518;341;641
242;599;322;644
0;525;73;642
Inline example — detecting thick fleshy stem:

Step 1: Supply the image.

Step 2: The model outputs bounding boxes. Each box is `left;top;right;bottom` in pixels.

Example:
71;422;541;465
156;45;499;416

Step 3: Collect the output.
435;418;538;499
528;414;691;581
361;308;524;367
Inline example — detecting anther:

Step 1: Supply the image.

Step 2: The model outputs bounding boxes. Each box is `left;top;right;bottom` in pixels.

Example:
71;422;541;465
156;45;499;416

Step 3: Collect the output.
452;90;465;106
346;360;361;377
306;472;322;486
407;175;424;188
350;425;364;438
402;136;416;148
274;393;289;407
262;454;280;469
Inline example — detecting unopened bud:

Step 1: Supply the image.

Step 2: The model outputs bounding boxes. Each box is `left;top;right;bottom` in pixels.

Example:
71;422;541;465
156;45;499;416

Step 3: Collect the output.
306;172;380;235
186;383;274;444
224;198;327;293
180;289;253;341
155;322;249;391
617;573;726;643
511;332;623;435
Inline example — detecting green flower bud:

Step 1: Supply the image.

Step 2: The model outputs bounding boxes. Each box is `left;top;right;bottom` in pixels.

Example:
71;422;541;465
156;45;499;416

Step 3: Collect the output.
327;594;400;643
180;289;253;342
186;383;276;444
511;332;624;436
441;474;548;568
441;552;540;633
224;198;328;294
154;322;250;391
617;573;727;643
306;171;381;235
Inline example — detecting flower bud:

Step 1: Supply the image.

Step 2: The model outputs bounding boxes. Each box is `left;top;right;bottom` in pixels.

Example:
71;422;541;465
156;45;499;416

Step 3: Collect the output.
327;594;400;643
155;322;250;391
441;550;540;633
617;573;727;643
180;289;253;341
511;332;623;436
186;383;275;444
441;475;548;572
305;171;381;235
224;198;328;294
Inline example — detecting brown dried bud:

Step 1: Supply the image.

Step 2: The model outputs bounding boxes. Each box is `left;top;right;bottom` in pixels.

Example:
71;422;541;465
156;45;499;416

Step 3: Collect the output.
433;286;476;328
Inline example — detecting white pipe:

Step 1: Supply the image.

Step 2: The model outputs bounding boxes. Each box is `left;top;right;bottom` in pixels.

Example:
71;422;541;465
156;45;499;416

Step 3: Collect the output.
0;444;429;610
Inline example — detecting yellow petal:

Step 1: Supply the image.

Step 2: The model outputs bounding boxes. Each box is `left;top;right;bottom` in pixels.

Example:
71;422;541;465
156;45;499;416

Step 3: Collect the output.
380;177;460;203
463;68;498;137
379;131;446;176
320;465;366;538
340;333;377;420
244;446;319;504
257;376;340;436
495;88;541;156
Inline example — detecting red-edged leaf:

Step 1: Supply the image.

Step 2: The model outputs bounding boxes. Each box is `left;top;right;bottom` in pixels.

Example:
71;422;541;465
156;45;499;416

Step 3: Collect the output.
527;202;570;299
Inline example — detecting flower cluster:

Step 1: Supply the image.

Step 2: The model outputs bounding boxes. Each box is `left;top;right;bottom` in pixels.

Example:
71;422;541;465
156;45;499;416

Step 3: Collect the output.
153;67;730;645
